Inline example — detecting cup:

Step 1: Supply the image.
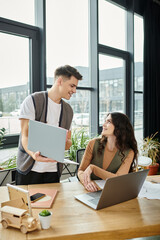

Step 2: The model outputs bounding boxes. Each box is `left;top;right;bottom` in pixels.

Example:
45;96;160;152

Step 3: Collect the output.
38;212;52;229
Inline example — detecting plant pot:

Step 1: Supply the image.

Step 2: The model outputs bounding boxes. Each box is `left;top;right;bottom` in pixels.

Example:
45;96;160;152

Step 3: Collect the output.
147;163;159;175
38;212;52;229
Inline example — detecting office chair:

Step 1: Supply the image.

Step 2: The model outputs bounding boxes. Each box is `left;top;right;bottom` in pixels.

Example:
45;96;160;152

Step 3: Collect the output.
68;148;85;182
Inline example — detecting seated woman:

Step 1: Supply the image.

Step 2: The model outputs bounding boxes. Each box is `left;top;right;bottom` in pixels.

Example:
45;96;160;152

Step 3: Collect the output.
78;112;138;192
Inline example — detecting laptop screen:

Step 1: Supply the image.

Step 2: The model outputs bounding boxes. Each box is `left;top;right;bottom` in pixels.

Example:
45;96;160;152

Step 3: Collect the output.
28;120;67;162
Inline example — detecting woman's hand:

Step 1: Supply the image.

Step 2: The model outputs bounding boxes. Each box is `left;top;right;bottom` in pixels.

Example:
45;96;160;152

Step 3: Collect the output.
83;164;98;192
33;151;57;163
85;181;98;192
83;165;93;186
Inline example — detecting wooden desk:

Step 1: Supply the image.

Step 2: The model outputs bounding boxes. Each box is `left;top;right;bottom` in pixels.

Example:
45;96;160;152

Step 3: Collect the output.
0;177;160;240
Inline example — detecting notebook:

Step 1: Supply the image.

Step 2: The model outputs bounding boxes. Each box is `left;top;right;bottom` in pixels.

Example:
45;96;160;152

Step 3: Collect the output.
29;188;57;208
28;120;78;165
75;169;149;210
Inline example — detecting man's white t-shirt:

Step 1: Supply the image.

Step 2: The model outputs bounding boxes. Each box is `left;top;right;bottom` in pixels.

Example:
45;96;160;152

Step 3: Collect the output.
19;95;61;173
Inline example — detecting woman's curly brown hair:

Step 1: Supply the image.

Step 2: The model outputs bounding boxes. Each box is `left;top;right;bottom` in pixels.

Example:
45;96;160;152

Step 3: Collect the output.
99;112;138;171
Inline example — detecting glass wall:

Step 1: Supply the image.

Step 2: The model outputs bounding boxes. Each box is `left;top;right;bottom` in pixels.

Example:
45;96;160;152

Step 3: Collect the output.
66;90;90;130
98;0;128;129
0;0;144;147
98;0;126;50
99;54;125;125
98;1;144;141
134;14;144;143
46;0;90;133
0;33;30;135
0;0;35;25
46;0;89;87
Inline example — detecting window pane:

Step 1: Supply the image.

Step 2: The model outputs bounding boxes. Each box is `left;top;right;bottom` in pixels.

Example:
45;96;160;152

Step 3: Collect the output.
134;15;144;92
98;0;126;50
99;54;125;125
134;14;144;142
134;93;143;143
46;0;89;87
0;33;30;135
0;0;35;25
66;90;90;134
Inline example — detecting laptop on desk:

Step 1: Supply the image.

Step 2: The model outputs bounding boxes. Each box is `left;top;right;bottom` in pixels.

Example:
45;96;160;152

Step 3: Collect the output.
28;120;78;165
74;169;149;210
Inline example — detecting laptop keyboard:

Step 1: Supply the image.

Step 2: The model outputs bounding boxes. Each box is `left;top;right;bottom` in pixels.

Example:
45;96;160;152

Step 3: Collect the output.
87;190;102;198
88;197;100;205
87;190;102;205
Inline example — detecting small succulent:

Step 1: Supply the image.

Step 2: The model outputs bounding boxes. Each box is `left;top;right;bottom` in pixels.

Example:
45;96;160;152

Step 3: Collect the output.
39;210;51;217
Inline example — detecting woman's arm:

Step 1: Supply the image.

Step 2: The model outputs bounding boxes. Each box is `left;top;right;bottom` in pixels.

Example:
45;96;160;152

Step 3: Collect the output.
78;139;95;183
78;139;98;191
90;150;134;180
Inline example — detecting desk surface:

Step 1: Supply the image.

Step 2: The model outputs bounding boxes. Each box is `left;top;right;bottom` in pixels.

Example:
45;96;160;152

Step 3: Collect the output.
0;176;160;240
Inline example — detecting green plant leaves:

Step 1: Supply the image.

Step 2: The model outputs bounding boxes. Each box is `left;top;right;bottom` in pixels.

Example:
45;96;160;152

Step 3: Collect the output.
67;128;91;162
0;155;17;169
0;128;17;170
140;132;160;165
39;210;51;216
0;128;6;147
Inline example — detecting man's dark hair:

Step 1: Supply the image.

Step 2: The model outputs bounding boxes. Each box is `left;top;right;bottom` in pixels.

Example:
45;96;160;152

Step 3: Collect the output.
54;65;82;81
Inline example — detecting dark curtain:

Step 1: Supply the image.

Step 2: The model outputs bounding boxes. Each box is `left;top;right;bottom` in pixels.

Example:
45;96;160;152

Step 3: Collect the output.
143;0;160;139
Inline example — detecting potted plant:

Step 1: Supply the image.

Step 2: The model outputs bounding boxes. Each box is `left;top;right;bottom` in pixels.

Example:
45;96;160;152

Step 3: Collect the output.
67;128;91;162
0;128;17;185
63;128;93;174
0;128;6;149
0;155;17;169
140;132;160;175
61;128;93;178
38;209;52;229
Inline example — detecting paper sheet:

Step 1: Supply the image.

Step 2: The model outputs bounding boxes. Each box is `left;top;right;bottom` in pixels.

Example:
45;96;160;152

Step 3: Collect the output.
138;181;160;199
95;179;160;200
94;180;106;189
63;158;79;165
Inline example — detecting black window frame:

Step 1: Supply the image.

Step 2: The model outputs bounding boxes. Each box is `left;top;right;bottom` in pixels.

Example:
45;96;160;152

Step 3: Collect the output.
94;0;135;134
98;45;130;133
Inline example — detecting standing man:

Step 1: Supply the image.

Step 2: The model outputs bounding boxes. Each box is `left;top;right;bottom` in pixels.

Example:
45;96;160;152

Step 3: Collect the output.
16;65;82;185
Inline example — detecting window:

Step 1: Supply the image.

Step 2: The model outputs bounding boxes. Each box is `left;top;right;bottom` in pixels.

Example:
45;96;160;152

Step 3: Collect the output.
98;0;128;132
0;33;30;135
98;0;126;50
99;54;125;125
0;0;35;25
0;18;40;147
134;14;144;143
66;90;90;129
46;0;89;86
46;0;90;134
0;0;144;148
98;1;144;139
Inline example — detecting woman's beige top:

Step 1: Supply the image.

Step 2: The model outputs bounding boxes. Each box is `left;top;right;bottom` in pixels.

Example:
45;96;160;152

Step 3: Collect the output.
78;138;134;184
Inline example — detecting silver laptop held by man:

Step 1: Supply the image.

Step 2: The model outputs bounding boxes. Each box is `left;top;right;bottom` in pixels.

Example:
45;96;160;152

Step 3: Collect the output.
28;120;78;164
75;169;149;210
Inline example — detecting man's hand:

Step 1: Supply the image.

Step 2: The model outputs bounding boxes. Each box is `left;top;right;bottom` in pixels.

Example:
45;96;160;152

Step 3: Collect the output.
32;151;57;163
65;130;72;150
